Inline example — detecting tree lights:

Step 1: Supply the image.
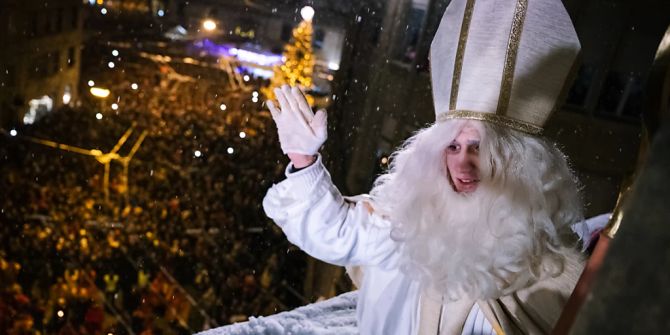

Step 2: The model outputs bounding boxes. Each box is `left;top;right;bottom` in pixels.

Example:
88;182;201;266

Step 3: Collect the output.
262;6;316;105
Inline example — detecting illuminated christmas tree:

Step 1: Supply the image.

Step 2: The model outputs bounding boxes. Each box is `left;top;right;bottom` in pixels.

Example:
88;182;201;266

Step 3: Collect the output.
262;7;316;105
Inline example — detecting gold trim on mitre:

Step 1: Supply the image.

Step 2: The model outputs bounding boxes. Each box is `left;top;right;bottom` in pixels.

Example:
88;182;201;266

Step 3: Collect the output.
449;0;477;110
436;110;543;134
496;0;528;115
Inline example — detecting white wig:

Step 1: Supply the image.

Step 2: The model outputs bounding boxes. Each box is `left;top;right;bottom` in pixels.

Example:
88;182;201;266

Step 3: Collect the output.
370;119;583;300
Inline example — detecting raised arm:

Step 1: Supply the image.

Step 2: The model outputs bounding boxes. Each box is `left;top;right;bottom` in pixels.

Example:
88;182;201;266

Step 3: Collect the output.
263;85;396;267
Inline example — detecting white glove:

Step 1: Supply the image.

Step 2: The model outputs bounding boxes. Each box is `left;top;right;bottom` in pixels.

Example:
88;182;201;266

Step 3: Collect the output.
266;85;327;156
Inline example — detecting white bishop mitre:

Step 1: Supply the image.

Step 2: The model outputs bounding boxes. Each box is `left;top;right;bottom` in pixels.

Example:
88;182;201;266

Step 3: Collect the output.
430;0;581;134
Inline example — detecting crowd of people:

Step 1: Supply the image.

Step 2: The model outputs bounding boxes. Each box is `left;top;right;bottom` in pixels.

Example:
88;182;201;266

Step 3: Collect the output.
0;43;312;334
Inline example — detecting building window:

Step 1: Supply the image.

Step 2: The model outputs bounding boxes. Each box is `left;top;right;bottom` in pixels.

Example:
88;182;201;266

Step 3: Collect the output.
62;84;72;105
57;8;64;33
31;12;39;37
595;71;643;120
393;0;429;64
565;64;594;109
71;7;79;29
67;47;76;67
49;51;61;75
43;11;52;34
48;9;60;34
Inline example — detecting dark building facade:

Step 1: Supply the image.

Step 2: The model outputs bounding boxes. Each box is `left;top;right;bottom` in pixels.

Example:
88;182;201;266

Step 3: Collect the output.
0;0;84;129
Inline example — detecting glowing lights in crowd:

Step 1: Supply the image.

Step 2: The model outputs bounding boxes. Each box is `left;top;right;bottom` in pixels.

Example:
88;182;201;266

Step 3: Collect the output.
9;129;17;137
111;103;119;110
108;61;115;69
219;103;227;111
131;83;139;90
57;310;65;318
88;80;95;87
157;9;165;17
251;90;259;102
227;147;234;154
328;62;340;71
243;75;250;82
90;87;110;98
381;156;389;165
101;8;107;15
301;6;315;22
251;96;258;103
239;131;246;139
203;19;217;31
112;49;119;57
96;113;103;120
194;150;202;157
62;92;72;104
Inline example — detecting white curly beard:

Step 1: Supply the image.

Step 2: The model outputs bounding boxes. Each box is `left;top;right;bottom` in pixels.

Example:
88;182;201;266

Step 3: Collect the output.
370;119;583;300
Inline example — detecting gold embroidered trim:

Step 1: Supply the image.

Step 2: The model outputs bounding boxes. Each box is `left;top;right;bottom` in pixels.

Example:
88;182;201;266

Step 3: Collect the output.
449;0;477;110
436;110;543;134
496;0;528;115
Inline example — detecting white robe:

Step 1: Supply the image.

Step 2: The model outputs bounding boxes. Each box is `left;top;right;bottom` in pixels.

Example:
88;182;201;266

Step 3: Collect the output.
263;155;584;335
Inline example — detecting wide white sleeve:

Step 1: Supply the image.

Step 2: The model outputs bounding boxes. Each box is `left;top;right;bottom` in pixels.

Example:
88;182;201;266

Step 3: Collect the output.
262;155;397;268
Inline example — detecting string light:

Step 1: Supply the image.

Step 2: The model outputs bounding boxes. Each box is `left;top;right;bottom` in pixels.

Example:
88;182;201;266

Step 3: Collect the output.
219;103;227;111
131;83;139;90
96;113;103;120
239;131;246;138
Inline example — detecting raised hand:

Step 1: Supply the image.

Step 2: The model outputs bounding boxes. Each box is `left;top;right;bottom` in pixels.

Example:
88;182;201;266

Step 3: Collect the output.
267;85;327;165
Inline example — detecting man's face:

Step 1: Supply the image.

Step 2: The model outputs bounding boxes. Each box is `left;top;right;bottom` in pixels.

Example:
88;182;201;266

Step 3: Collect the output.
446;125;481;193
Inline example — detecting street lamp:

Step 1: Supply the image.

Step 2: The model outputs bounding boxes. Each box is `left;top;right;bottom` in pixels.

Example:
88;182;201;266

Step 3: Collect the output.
202;19;217;31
